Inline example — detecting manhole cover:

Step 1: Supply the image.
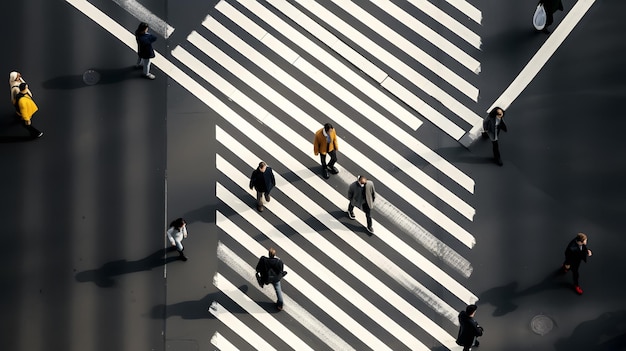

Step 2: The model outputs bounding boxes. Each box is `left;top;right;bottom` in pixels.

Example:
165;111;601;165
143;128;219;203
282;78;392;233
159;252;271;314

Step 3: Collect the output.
530;314;554;335
82;69;100;85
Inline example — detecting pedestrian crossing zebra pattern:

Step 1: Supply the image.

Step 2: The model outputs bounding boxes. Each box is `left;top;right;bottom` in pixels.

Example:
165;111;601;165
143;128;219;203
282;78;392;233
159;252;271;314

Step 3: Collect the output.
162;1;484;349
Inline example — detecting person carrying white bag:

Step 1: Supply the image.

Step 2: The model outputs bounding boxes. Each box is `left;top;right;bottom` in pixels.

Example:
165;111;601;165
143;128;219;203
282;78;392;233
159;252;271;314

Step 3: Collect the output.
534;0;564;34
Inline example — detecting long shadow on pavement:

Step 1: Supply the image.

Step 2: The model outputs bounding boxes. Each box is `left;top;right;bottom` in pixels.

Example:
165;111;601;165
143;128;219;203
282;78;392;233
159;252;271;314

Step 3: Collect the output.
554;310;626;351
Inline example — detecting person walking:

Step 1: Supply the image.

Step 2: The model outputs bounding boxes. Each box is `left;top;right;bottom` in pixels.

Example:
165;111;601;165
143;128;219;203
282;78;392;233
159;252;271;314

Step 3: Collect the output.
347;175;376;234
135;22;157;80
313;122;339;179
482;107;507;166
166;218;188;261
562;232;593;295
255;247;287;311
14;83;43;138
456;304;484;351
538;0;564;34
9;71;32;105
249;161;276;212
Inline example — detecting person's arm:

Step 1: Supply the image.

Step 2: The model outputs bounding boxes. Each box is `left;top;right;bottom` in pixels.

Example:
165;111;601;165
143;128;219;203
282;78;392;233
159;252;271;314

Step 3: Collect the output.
270;169;276;187
166;228;176;246
249;170;256;190
370;182;376;202
313;133;319;155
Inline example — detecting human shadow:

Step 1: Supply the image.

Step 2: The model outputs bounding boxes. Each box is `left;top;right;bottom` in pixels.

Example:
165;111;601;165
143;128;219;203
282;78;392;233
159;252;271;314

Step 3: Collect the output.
75;247;180;287
42;66;140;90
435;144;495;165
554;310;626;351
0;115;41;142
479;268;569;317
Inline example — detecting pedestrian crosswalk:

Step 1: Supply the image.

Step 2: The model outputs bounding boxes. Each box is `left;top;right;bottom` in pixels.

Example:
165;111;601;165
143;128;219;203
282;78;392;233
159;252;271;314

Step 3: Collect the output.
66;0;485;349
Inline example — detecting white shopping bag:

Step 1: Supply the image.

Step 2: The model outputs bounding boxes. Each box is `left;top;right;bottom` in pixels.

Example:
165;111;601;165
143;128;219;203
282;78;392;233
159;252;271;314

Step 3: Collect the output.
533;4;547;30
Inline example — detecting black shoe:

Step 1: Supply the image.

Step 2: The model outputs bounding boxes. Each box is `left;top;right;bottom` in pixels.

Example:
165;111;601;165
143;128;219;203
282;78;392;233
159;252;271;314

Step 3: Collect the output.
473;340;480;347
367;226;374;234
276;303;283;311
36;132;43;138
323;168;330;179
281;271;288;277
542;27;551;35
495;158;503;166
180;255;188;261
327;166;339;174
348;211;355;220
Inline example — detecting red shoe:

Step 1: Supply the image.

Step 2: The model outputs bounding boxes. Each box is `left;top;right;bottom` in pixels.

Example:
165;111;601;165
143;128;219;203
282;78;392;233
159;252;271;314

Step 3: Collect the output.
575;286;583;295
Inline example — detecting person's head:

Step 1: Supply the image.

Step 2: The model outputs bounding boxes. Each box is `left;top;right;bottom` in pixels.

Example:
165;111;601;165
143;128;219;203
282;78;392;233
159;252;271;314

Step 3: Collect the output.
358;175;367;186
490;107;505;119
576;232;587;245
136;22;149;34
268;247;276;258
9;71;20;82
169;218;186;229
258;161;267;172
466;304;478;317
324;123;333;132
19;83;27;92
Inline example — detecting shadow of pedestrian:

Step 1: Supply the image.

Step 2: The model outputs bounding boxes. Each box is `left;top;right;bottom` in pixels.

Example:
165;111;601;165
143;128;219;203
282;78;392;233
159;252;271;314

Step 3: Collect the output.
75;248;179;287
42;66;141;90
480;268;570;317
554;310;626;351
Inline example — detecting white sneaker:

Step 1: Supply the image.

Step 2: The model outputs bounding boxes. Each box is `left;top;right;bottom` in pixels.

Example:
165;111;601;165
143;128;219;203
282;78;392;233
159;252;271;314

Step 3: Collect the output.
144;73;155;80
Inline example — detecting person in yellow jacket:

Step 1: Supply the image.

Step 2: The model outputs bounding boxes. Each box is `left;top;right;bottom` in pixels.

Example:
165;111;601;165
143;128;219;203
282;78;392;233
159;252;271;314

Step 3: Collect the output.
14;83;43;138
313;123;339;179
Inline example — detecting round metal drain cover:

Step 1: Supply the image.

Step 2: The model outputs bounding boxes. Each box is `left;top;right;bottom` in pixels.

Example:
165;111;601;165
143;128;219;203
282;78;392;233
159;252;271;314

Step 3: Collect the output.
82;69;100;85
530;314;554;335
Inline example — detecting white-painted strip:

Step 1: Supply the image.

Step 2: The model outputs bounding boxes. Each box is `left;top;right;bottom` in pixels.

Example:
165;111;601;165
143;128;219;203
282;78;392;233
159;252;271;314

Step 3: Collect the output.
224;1;422;131
217;130;475;303
400;0;481;49
210;332;239;351
459;0;597;147
209;8;475;201
217;152;466;324
214;273;315;351
267;0;483;137
445;0;482;24
335;0;479;97
216;186;434;350
208;301;276;351
216;242;357;351
216;214;390;351
192;21;476;222
229;1;474;192
176;36;476;245
112;0;175;38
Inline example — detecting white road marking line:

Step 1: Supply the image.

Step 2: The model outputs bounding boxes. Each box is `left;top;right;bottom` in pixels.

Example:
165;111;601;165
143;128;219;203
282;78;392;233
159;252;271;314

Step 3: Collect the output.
213;273;316;351
218;129;476;303
217;213;392;351
401;0;482;49
208;301;276;351
209;331;239;351
216;184;435;350
226;0;422;131
459;0;597;147
112;0;174;38
216;241;358;351
445;0;482;24
230;0;475;192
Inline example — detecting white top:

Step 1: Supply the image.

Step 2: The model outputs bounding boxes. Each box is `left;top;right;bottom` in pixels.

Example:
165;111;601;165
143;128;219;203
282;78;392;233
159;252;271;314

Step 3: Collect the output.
166;226;188;245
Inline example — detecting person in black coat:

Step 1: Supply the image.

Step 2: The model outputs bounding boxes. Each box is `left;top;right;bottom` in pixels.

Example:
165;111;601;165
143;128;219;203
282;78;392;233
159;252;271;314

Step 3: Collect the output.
538;0;564;34
457;304;484;351
135;22;157;79
255;248;287;310
249;161;276;212
482;107;507;166
562;232;593;295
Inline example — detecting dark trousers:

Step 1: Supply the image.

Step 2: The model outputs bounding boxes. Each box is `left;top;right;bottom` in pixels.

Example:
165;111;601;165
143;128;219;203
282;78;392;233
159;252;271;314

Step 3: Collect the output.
22;123;41;138
348;203;372;228
492;140;501;161
320;150;337;169
566;260;582;286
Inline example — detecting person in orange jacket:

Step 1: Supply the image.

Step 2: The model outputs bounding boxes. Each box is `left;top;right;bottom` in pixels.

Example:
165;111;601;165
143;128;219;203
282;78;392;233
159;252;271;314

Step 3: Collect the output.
313;123;339;179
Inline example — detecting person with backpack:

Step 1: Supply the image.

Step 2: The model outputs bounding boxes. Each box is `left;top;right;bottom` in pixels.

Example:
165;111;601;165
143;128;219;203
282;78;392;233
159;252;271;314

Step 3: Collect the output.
255;247;287;310
14;83;43;138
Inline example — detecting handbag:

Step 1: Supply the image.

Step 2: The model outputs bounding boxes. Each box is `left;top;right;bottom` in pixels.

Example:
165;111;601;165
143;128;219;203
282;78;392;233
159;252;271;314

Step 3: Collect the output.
533;4;547;30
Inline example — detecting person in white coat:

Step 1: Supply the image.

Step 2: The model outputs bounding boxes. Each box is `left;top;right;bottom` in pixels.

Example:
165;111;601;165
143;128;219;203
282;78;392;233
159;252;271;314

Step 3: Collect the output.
166;218;188;261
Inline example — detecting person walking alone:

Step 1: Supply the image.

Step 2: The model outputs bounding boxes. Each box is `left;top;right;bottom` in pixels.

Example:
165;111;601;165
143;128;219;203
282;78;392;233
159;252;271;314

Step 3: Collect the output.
249;161;276;212
456;304;484;351
483;107;507;166
9;71;32;105
135;22;157;80
14;83;43;138
255;248;287;311
347;175;376;234
313;122;339;179
166;218;188;261
562;232;593;295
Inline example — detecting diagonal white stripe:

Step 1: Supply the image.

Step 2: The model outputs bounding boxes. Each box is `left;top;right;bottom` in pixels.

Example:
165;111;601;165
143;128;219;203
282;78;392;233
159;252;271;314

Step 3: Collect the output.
210;331;239;351
208;301;276;351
